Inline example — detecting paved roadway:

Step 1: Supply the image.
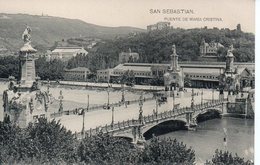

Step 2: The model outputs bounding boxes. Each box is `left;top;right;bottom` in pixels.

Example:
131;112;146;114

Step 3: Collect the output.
57;88;225;133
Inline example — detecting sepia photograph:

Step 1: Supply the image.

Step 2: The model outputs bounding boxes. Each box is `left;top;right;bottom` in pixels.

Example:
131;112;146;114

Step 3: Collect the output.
0;0;256;164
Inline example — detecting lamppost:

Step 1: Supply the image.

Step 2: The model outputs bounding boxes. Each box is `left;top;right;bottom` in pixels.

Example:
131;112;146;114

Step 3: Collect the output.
111;106;114;130
155;96;158;117
121;83;125;103
191;88;195;111
201;88;203;105
82;108;85;138
107;83;110;109
212;88;214;101
82;95;89;138
58;90;63;112
138;93;144;124
47;79;50;94
172;92;175;110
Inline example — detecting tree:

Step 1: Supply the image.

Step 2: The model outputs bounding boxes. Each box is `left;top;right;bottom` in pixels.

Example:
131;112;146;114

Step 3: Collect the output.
25;118;78;163
206;149;253;165
0;56;19;78
140;137;196;164
35;57;65;80
0;117;23;163
77;133;138;164
0;118;78;164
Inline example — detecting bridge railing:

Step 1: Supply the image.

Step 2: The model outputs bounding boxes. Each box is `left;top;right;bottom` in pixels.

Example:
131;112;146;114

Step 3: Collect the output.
77;98;227;139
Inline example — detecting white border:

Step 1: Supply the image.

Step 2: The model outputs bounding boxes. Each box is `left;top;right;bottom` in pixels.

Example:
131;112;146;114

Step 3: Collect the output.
255;0;259;164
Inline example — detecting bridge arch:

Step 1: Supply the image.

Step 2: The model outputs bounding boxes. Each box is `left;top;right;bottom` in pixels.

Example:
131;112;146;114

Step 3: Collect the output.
142;119;187;140
193;108;222;123
112;134;134;142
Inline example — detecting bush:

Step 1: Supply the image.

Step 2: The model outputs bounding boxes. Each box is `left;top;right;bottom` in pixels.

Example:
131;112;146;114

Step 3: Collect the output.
77;133;139;164
0;118;78;164
206;149;253;165
140;137;195;165
77;134;196;165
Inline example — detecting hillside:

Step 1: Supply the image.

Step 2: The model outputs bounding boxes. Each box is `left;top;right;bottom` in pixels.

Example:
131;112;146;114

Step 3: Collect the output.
67;27;255;71
0;13;145;53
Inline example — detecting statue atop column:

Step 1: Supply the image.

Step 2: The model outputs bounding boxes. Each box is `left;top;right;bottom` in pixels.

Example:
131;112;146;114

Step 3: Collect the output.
2;26;52;128
22;26;32;44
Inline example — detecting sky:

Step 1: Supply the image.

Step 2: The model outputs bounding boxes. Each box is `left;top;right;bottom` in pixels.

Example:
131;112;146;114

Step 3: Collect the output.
0;0;255;32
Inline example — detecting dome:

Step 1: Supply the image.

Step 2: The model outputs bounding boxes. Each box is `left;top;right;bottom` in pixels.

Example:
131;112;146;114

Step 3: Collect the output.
20;43;37;53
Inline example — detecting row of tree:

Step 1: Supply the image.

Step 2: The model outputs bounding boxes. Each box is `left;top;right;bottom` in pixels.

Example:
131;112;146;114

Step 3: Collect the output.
0;118;253;164
0;56;65;80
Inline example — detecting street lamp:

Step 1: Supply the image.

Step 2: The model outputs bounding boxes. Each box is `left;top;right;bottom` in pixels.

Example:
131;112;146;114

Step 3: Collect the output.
191;88;195;111
121;83;125;103
58;90;63;112
155;96;158;116
107;83;110;109
172;92;175;110
47;79;50;94
82;94;89;138
201;88;203;105
111;106;114;129
212;88;214;101
138;93;144;124
82;108;85;138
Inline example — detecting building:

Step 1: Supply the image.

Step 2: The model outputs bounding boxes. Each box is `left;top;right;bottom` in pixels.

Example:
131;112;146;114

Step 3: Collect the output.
147;22;171;31
96;69;112;82
200;39;224;58
104;61;254;89
2;27;52;128
118;48;139;63
50;47;88;61
64;67;91;81
183;65;224;88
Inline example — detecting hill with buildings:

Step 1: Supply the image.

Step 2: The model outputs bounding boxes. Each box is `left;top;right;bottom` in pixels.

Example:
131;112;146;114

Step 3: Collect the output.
0;13;145;54
66;26;254;71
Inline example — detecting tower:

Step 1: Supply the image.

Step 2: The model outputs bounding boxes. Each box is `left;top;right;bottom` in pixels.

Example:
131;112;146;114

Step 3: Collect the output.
225;45;234;73
2;26;52;128
19;26;37;89
200;38;206;56
219;44;240;102
164;44;184;93
170;45;179;72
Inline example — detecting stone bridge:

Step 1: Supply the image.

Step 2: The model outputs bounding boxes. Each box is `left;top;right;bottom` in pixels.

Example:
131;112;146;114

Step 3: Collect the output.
77;99;227;142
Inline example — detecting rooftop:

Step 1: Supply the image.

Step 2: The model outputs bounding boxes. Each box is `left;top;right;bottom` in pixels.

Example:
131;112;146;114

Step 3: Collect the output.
114;64;151;72
65;67;90;72
52;47;87;53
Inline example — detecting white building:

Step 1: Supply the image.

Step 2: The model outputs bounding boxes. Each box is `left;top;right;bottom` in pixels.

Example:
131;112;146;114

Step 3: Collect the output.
50;47;88;61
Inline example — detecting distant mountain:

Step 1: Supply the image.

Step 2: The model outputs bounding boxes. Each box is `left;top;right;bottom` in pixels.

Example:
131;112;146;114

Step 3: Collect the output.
0;13;145;53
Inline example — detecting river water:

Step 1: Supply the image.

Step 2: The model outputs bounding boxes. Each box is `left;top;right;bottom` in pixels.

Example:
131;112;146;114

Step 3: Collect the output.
158;117;254;164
